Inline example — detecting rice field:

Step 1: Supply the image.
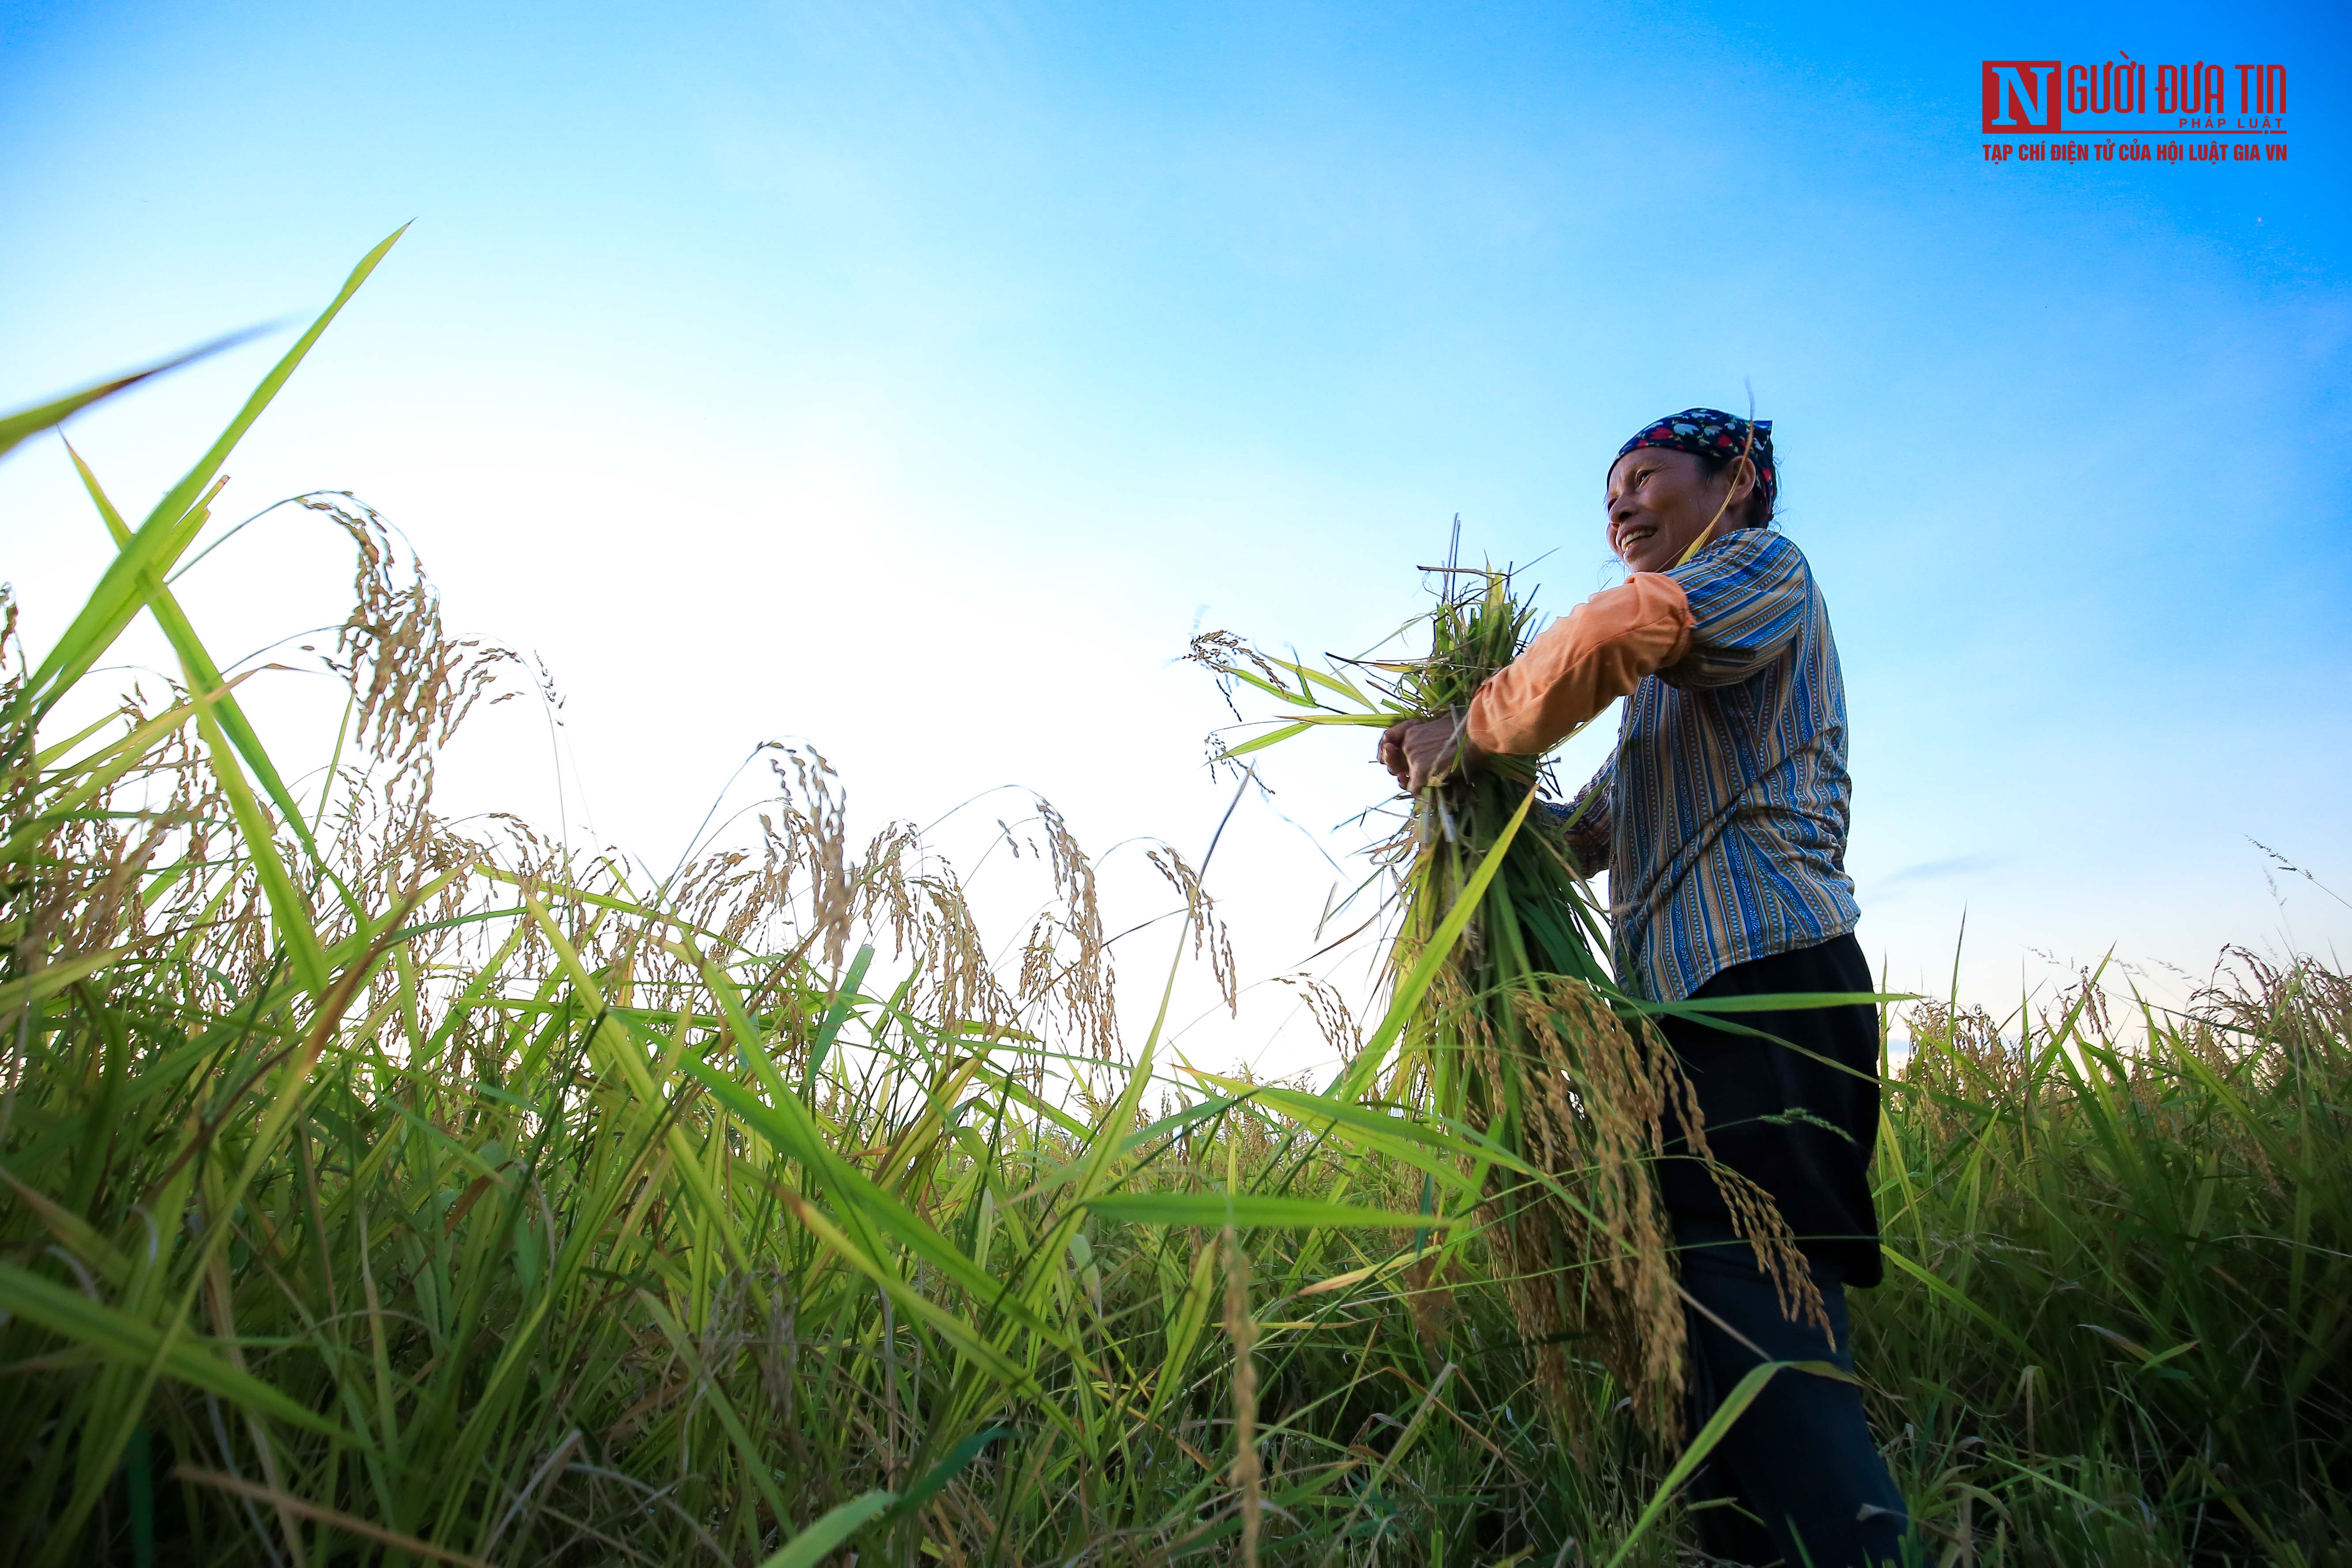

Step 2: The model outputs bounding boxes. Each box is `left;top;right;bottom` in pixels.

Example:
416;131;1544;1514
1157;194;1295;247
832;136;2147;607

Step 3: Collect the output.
4;236;2348;1567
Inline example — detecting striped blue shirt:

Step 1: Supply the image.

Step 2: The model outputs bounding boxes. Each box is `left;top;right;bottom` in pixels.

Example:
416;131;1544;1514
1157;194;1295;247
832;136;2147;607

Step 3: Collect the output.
1561;527;1859;1003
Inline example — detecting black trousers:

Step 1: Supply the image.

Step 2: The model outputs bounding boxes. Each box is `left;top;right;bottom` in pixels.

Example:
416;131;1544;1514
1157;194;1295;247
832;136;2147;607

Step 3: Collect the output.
1675;1219;1909;1565
1656;935;1908;1566
1656;932;1885;1285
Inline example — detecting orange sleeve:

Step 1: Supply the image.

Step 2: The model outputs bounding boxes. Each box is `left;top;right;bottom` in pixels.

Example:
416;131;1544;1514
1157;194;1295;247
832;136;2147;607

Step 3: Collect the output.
1465;574;1693;756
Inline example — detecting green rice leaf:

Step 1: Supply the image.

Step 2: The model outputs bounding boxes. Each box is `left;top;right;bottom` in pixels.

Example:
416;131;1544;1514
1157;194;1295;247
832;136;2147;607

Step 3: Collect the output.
758;1491;898;1568
884;1426;1015;1523
1881;1247;2034;1358
1602;1359;1851;1568
0;1263;350;1441
1084;1193;1464;1229
66;443;348;885
23;225;406;717
1216;721;1315;759
0;329;262;463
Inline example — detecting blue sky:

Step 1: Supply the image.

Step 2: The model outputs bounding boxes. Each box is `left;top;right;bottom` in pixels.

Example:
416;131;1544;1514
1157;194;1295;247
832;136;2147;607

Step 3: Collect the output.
4;0;2348;1064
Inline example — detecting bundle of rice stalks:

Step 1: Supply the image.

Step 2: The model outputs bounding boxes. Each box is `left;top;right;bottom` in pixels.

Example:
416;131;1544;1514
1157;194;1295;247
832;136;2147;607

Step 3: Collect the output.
1195;545;1819;1442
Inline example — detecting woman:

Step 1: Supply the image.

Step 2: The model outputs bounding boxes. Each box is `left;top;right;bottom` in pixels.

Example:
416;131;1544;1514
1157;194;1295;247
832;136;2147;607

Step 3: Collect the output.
1379;410;1909;1567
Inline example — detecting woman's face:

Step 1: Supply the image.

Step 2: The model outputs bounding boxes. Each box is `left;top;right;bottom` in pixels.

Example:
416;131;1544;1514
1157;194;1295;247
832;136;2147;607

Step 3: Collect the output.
1604;446;1750;574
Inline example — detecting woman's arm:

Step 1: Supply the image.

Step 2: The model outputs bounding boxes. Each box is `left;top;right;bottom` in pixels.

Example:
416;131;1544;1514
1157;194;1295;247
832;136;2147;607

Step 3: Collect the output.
1464;574;1693;756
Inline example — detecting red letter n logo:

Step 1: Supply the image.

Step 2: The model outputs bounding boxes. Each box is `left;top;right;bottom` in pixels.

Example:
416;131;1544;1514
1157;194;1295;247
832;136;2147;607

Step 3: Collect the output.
1982;60;2063;132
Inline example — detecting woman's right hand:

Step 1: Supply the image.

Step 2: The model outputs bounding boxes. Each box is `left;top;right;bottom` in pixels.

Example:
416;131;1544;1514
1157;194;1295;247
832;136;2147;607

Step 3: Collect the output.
1378;715;1483;793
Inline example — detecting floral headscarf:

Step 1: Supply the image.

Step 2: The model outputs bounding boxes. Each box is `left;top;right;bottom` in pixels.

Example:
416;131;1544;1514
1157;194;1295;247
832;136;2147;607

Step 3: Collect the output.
1613;408;1777;516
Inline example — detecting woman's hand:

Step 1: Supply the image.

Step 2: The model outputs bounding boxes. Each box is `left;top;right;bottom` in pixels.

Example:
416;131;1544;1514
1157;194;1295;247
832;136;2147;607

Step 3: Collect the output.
1378;714;1485;793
